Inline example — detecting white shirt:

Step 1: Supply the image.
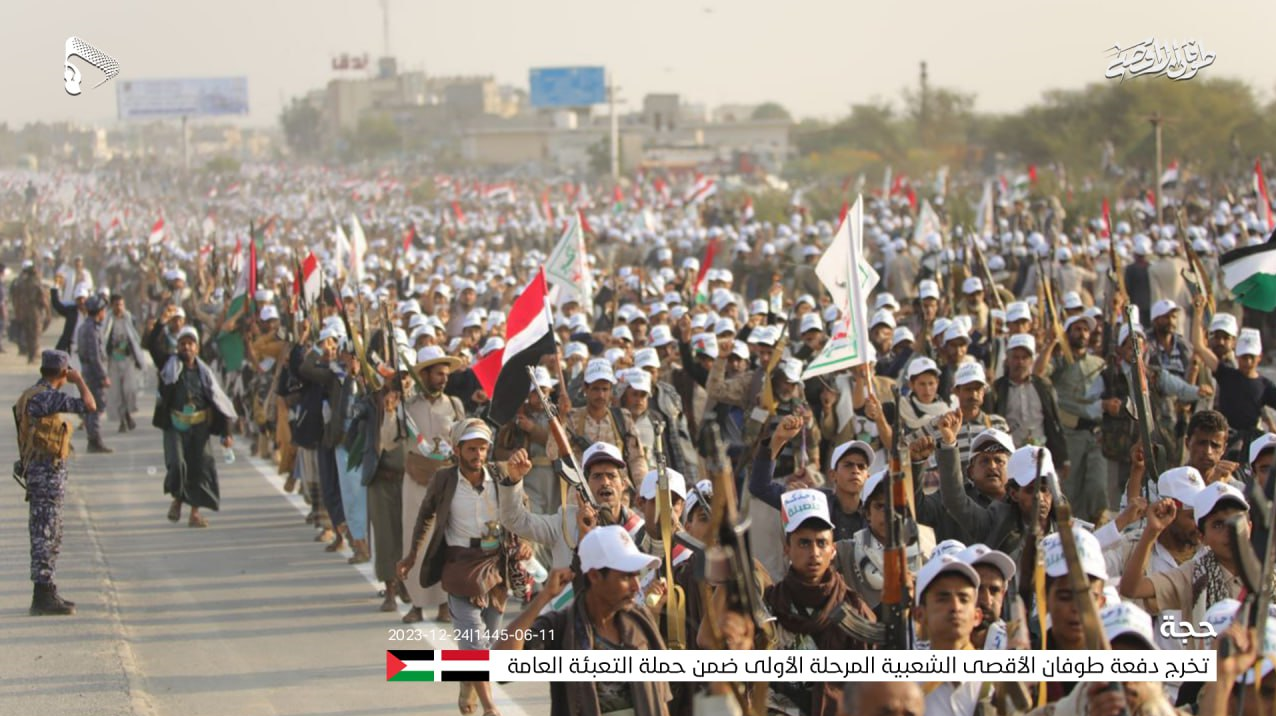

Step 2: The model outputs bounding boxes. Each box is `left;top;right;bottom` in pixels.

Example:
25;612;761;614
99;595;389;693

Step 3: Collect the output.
445;469;498;547
922;676;981;716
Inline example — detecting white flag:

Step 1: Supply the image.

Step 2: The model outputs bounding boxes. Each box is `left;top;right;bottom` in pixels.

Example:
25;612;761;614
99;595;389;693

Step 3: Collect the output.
348;213;367;283
333;223;351;278
804;195;879;378
912;199;943;246
545;212;593;309
975;180;994;238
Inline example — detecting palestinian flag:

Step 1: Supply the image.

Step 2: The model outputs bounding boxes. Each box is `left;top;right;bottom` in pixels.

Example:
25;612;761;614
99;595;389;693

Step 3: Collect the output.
1220;228;1276;311
228;235;257;319
386;650;490;682
472;269;556;425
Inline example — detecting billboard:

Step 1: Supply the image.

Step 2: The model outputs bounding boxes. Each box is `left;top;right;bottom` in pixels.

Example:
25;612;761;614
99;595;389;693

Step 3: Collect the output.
529;66;606;108
116;77;249;119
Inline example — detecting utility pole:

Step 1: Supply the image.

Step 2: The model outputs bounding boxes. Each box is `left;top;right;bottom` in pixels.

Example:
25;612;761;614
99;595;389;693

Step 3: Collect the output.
380;0;391;57
919;61;929;147
608;73;620;180
1150;112;1164;225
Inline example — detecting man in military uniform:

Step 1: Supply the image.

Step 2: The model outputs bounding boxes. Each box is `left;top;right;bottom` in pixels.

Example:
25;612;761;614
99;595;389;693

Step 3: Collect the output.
76;296;113;454
16;350;96;615
10;261;48;364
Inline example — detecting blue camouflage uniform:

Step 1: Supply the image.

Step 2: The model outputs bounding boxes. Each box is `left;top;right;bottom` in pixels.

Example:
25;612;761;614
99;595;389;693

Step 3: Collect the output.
24;380;88;585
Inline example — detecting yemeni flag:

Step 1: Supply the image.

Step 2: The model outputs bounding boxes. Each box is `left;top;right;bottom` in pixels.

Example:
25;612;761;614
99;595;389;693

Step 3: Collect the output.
228;234;257;319
297;251;320;310
1101;197;1112;238
386;650;490;682
148;217;166;246
471;269;556;425
1221;228;1276;311
1256;159;1274;233
693;237;720;304
1160;160;1180;188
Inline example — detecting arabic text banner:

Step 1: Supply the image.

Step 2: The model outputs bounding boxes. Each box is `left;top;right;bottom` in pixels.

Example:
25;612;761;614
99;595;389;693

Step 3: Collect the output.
453;650;1215;683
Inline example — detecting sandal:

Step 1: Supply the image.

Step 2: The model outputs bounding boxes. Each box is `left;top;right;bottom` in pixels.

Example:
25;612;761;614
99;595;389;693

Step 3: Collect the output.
188;514;209;528
167;501;181;523
401;607;423;624
458;682;478;715
324;533;345;553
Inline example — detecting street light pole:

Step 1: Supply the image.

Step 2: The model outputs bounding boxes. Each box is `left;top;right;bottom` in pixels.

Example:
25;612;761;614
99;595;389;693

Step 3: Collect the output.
608;74;619;180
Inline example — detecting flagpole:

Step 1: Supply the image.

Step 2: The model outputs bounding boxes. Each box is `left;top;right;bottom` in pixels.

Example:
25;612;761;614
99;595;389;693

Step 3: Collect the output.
1150;112;1164;224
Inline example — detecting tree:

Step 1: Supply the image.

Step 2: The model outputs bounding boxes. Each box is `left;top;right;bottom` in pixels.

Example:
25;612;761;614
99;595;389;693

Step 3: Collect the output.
342;114;402;161
751;102;792;122
279;98;322;158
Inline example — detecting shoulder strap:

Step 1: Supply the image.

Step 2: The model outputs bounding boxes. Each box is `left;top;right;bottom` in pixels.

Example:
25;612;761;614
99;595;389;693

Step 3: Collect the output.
449;396;465;422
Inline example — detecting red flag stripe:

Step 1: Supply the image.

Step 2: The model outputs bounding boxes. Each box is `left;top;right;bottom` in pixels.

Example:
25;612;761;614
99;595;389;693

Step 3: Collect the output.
441;650;489;661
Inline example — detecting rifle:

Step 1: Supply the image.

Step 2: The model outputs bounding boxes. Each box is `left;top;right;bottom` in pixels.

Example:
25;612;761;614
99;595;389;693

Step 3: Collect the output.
1123;305;1160;492
882;379;914;650
382;302;407;440
1034;252;1074;365
525;366;601;516
1221;461;1276;716
679;424;774;715
652;429;687;650
1044;464;1129;716
1176;208;1215;326
734;335;790;479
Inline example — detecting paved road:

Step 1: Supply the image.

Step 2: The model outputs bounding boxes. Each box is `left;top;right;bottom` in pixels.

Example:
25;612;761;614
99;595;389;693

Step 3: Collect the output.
0;342;551;716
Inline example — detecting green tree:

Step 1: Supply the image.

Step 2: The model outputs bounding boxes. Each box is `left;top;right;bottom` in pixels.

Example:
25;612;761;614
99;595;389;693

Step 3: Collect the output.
343;114;402;161
279;98;323;158
751;102;792;122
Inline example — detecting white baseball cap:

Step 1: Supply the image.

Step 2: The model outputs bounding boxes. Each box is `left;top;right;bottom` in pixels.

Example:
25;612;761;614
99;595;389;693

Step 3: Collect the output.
931;317;952;339
1007;333;1036;355
1062;291;1084;310
639;468;687;501
684;479;714;516
1150;299;1180;322
891;327;915;347
777;357;803;383
578;525;661;574
916;554;981;606
1101;602;1158;650
799;312;824;334
648;325;675;348
1156;466;1206;505
452;418;493;445
907;356;940;379
633;347;660;370
1042;526;1107;580
730;340;750;360
691;332;719;358
932;539;968;560
478;336;505;357
1209;313;1239;337
918;280;940;300
1008;445;1056;487
1237;327;1263;357
1006;302;1031;323
875;293;900;311
971;428;1015;455
1118;321;1145;346
780;489;834;534
714;318;737;336
620;369;652;394
956;543;1016;583
581;442;626;471
529;365;557;391
584;359;617;385
1063;314;1096;333
749;299;768;316
612;325;634;343
1191;481;1249;522
829;440;874;470
870;309;896;330
259;305;280;321
962;277;983;294
73;283;91;299
953;361;986;388
564;342;589;360
1249;433;1276;467
796;294;817;308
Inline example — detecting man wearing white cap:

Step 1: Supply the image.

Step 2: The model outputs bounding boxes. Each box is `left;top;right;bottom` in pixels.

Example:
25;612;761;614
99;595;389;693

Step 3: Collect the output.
960;276;989;341
1036;526;1109;705
907;279;942;343
400;418;530;716
947;363;1009;467
1148;299;1192;381
922;419;1015;542
1102;466;1205;609
764;488;875;716
496;526;672;716
247;303;294;473
631;349;700;485
991;333;1067;461
548;359;647;487
50;275;90;354
1120;482;1251;625
145;303;188;379
955;543;1017;650
913;553;988;716
1192;295;1276;460
1047;313;1109;523
155;326;236;528
836;468;929;610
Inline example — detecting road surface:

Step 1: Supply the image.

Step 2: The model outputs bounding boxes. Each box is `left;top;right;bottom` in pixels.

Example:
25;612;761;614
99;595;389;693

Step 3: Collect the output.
0;340;552;716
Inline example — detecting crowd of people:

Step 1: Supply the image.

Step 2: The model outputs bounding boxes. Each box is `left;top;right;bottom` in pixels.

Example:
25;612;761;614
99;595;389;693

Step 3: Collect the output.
6;162;1276;716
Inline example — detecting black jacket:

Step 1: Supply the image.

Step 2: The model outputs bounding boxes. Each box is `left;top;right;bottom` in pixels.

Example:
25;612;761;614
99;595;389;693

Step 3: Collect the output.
50;288;79;352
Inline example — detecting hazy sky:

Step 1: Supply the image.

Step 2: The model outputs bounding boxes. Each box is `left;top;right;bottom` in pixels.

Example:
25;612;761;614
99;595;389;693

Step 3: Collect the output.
4;0;1273;129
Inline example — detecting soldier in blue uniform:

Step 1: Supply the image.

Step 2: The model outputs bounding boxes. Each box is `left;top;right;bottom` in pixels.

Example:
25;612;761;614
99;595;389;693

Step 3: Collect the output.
15;350;96;616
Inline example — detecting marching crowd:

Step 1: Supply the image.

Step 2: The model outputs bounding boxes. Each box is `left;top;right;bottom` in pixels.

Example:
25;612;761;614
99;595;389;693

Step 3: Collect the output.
6;163;1276;716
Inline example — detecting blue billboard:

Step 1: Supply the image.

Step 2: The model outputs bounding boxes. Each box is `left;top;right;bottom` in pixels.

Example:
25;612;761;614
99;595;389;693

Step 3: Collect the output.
529;66;606;108
116;77;249;119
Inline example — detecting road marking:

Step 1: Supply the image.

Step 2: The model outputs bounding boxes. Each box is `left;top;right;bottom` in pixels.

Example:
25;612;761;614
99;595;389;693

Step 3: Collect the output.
241;453;532;716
